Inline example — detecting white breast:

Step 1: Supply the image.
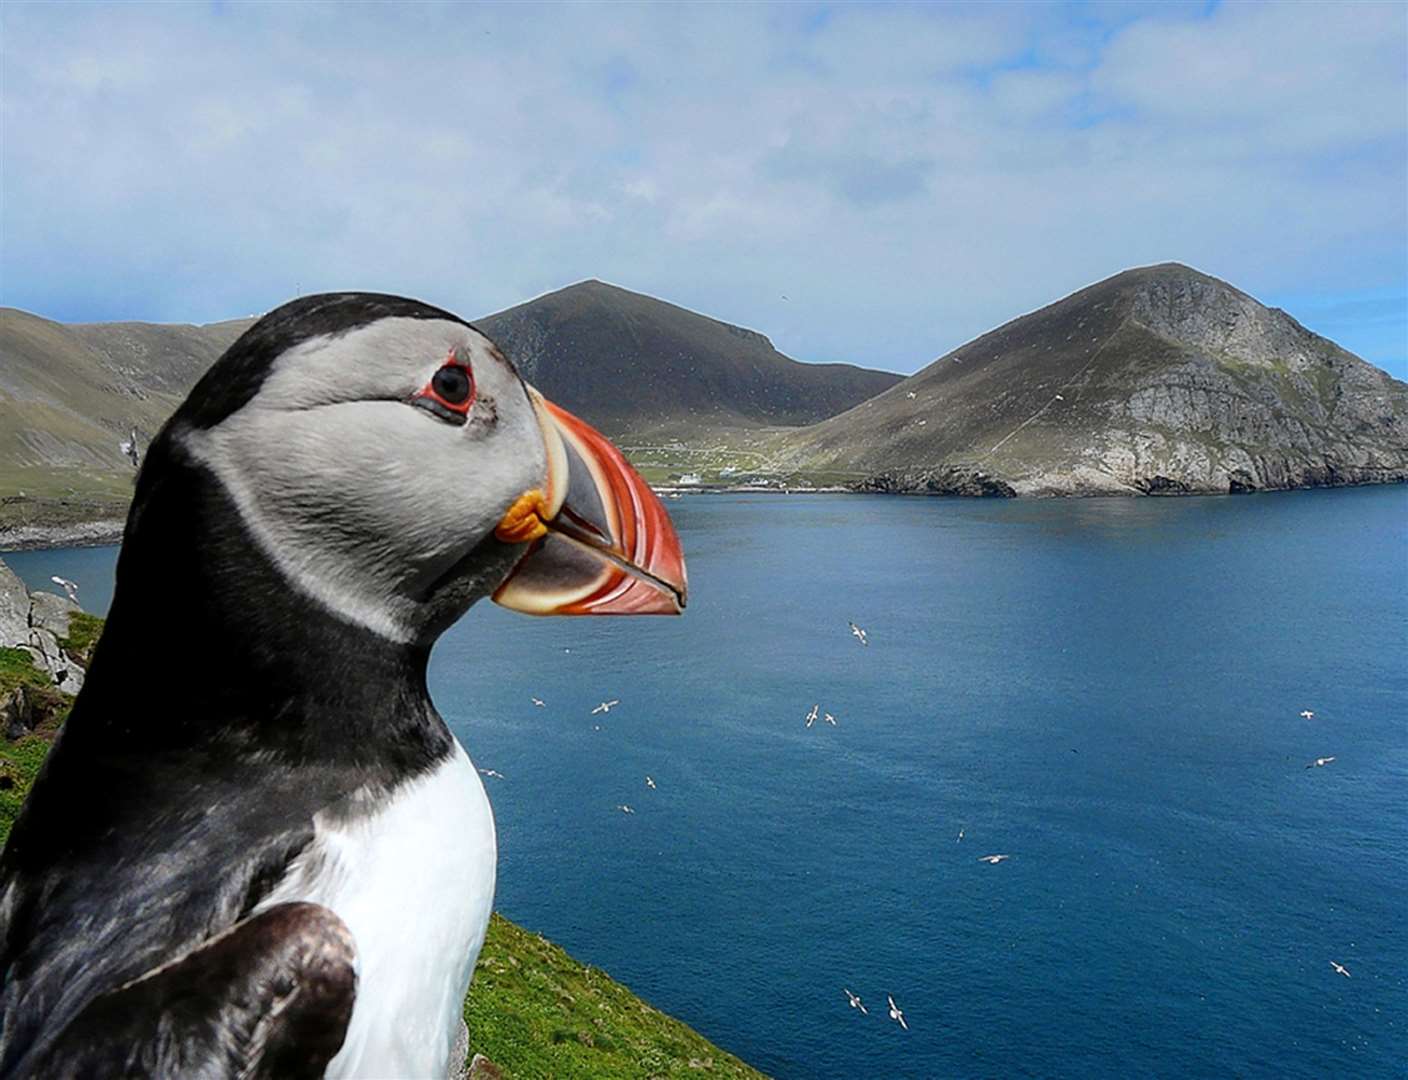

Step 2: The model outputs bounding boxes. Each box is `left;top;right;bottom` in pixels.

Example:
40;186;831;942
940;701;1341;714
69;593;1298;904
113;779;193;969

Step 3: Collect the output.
255;739;496;1079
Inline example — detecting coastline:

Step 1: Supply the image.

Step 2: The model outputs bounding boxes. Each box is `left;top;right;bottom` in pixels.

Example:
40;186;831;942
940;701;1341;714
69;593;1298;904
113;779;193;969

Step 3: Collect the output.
3;477;1404;553
655;473;1408;498
0;519;125;553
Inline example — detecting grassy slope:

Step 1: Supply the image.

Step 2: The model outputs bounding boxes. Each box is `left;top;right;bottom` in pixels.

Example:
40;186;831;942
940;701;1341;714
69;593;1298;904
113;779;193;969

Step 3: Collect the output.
0;634;765;1079
467;915;762;1079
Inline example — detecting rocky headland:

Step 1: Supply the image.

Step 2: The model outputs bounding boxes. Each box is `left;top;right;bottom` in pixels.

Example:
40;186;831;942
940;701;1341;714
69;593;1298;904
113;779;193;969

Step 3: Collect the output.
776;264;1408;497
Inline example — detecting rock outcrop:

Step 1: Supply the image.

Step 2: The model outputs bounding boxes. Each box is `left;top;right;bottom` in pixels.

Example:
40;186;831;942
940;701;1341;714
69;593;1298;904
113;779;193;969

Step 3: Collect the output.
776;263;1408;496
855;467;1017;497
0;559;87;696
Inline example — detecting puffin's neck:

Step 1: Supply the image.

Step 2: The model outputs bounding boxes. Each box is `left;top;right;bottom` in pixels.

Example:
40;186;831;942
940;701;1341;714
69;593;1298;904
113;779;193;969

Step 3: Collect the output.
72;442;453;786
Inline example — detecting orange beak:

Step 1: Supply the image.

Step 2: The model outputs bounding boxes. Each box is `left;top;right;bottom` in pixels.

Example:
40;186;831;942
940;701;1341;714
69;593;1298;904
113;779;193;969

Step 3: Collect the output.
492;388;687;616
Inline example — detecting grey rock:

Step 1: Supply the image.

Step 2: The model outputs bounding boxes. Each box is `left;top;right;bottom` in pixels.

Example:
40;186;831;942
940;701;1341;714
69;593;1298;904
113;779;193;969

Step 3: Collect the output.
0;560;29;647
466;1053;502;1079
0;519;125;552
777;262;1408;497
18;627;83;695
1;685;34;740
855;467;1017;497
29;591;79;639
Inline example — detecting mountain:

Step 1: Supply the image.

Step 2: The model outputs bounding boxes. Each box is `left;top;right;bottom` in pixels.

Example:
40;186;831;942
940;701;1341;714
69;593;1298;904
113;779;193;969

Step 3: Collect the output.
0;310;258;538
0;309;258;476
0;284;898;540
773;264;1408;495
476;279;900;436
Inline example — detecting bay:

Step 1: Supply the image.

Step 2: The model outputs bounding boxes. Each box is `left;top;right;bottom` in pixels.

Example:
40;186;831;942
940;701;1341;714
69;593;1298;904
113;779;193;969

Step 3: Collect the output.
5;487;1405;1078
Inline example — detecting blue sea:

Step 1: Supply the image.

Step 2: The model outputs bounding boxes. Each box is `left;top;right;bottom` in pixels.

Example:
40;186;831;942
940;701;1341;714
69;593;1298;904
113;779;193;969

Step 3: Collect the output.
6;489;1406;1078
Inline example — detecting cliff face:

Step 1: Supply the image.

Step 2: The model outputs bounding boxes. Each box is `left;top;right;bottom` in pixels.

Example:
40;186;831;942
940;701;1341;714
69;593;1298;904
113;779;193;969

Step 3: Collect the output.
775;264;1408;496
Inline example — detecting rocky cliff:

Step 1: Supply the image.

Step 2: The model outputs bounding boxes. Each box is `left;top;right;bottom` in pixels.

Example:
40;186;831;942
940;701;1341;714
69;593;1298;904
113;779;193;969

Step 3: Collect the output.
774;264;1408;496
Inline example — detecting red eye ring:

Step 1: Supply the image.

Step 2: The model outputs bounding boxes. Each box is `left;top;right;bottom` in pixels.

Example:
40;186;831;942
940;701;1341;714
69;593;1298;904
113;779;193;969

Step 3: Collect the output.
413;354;476;423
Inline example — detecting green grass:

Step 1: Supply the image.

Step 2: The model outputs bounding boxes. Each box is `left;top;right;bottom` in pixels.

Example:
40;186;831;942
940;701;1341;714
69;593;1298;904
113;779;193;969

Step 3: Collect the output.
465;914;765;1079
0;647;69;843
0;624;767;1077
57;612;105;667
0;646;56;695
0;731;55;845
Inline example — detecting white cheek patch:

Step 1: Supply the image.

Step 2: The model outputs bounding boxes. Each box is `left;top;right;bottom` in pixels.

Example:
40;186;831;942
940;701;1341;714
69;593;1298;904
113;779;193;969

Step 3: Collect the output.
185;409;424;643
181;320;550;643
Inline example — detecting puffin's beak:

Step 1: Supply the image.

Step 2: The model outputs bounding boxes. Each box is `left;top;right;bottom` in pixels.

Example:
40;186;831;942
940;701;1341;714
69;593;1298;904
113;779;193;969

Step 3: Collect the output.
492;387;687;616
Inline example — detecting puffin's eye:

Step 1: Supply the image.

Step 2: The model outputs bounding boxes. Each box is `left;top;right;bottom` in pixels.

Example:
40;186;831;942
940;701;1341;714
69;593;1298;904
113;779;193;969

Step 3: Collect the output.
412;358;476;424
432;365;471;404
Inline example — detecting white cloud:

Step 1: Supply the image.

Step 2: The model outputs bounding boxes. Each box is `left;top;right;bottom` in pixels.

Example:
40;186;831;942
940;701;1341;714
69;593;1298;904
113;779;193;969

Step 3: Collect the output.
0;0;1402;376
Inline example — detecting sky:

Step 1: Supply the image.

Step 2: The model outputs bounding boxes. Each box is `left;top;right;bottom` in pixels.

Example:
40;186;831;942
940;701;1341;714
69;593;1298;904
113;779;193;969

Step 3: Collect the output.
2;1;1405;379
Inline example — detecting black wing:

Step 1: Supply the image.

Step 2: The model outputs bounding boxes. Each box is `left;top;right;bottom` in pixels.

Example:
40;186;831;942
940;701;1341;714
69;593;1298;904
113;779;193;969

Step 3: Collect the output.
28;902;356;1080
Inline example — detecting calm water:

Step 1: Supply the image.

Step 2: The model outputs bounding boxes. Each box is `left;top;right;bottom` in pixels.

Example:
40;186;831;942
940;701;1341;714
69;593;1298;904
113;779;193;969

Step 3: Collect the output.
6;489;1406;1078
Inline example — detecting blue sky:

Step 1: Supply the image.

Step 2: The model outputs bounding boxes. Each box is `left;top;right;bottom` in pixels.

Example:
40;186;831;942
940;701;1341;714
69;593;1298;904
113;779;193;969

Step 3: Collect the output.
2;1;1404;378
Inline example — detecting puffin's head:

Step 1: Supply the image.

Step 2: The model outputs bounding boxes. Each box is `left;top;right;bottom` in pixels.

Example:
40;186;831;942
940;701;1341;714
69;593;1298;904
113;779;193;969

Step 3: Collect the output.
163;292;686;644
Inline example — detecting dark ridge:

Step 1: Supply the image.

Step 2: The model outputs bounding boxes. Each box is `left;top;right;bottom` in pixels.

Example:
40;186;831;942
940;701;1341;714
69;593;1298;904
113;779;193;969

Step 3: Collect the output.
476;281;901;434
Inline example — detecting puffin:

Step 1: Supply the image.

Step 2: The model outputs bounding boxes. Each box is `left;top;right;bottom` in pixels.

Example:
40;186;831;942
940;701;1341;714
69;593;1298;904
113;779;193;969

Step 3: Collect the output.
0;293;687;1078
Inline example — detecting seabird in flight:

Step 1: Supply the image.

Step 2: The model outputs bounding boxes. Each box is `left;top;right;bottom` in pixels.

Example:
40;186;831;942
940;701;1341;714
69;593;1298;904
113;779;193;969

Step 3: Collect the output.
48;576;80;604
849;621;868;646
887;994;909;1030
1305;756;1336;769
592;700;620;715
844;988;868;1014
1330;960;1350;978
0;293;688;1078
1299;710;1315;719
978;854;1010;864
805;704;819;728
118;427;141;468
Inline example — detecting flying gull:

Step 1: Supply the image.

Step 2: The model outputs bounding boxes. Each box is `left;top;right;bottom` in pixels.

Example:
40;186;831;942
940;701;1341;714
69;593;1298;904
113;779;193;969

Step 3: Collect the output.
118;428;141;468
978;854;1010;864
805;704;819;728
848;622;868;647
1305;756;1335;769
49;576;80;604
1330;960;1350;978
591;700;620;715
887;994;908;1031
844;988;868;1015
